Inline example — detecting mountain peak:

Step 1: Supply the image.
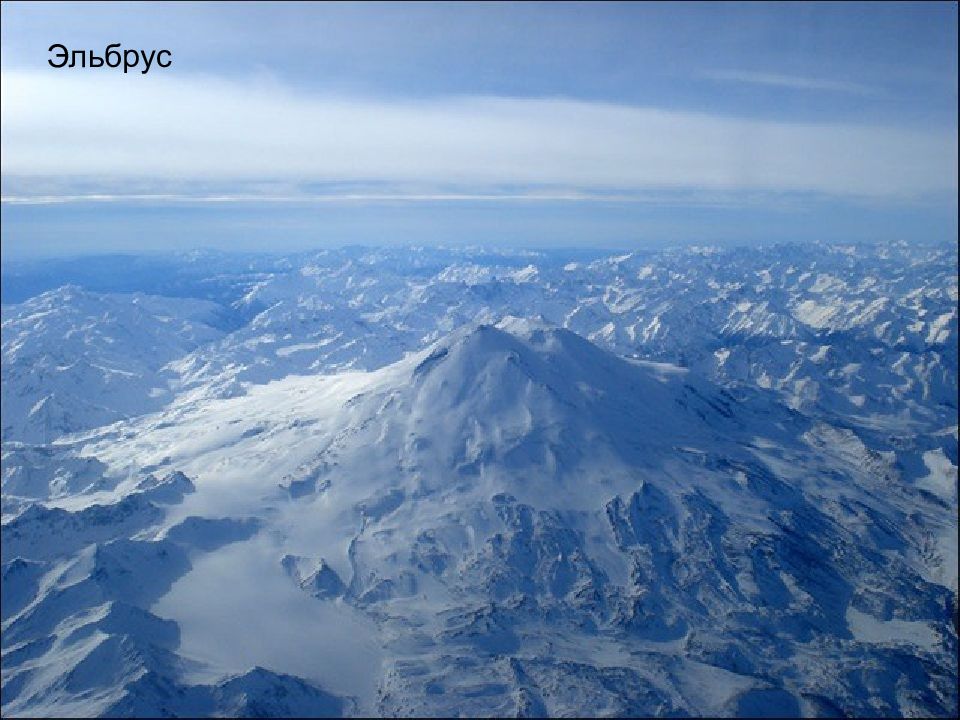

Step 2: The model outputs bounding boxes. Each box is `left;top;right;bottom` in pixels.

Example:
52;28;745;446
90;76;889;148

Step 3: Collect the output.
413;316;621;383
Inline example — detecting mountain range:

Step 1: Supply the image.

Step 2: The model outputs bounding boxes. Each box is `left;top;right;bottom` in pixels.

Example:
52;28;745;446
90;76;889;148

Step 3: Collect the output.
2;242;956;717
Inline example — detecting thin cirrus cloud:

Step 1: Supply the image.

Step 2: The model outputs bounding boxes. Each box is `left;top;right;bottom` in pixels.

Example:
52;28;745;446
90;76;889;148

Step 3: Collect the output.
701;69;882;96
0;191;789;208
1;69;956;202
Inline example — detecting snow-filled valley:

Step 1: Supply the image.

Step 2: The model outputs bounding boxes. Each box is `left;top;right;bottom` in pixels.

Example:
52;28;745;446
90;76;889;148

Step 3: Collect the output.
1;242;957;717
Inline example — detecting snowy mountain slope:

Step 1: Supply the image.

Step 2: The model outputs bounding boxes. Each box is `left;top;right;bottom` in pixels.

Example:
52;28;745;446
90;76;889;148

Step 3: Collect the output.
157;242;957;433
3;243;955;450
1;287;231;443
4;319;955;717
0;469;352;717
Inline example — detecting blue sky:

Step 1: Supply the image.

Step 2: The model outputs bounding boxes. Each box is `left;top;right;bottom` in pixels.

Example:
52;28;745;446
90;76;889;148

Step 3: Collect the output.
1;1;957;257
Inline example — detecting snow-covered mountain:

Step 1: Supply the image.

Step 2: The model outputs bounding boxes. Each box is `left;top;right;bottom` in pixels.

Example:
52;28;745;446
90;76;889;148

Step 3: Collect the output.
4;243;955;442
169;242;958;430
1;286;231;444
1;243;957;717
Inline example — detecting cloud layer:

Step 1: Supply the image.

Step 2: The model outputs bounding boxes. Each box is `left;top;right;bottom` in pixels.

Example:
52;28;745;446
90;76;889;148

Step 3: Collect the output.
701;69;881;96
2;70;956;199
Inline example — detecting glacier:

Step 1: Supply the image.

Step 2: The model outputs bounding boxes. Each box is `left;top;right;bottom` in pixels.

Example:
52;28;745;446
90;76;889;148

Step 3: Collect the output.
1;241;957;717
